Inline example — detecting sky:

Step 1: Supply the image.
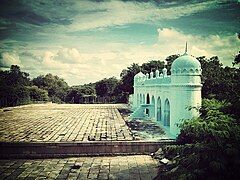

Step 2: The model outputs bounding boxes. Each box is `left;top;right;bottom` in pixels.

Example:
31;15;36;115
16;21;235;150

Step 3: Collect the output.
0;0;239;85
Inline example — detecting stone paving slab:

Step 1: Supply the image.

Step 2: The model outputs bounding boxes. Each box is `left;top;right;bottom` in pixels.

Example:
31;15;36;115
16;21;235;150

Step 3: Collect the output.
0;155;159;179
0;104;133;142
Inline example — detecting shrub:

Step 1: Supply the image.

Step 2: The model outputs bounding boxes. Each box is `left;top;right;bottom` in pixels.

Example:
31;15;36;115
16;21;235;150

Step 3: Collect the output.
27;86;49;102
154;99;240;180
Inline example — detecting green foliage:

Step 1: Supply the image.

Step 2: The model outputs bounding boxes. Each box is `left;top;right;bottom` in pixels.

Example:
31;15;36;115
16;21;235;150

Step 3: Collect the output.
118;55;178;97
119;63;141;94
0;65;31;106
233;51;240;66
26;86;49;101
141;60;164;75
155;99;240;179
65;85;95;103
0;65;30;87
95;77;119;97
32;73;69;103
199;56;240;118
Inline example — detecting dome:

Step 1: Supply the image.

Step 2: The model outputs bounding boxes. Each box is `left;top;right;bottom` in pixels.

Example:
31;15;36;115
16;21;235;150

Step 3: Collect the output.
171;53;201;75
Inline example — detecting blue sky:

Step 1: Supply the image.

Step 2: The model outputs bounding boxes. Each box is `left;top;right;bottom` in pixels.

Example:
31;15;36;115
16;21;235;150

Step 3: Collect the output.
0;0;239;85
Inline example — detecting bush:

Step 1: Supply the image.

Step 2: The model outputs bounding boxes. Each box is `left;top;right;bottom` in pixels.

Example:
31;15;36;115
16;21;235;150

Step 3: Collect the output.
27;86;49;102
154;99;240;180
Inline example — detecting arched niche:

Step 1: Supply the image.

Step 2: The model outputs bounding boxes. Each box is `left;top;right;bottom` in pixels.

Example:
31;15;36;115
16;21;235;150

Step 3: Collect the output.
140;94;142;104
143;94;145;104
151;95;155;118
164;99;170;126
157;97;161;121
137;94;140;106
146;94;150;104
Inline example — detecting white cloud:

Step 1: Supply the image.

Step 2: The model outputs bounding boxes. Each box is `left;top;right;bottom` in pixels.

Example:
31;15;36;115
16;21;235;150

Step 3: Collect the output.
42;51;69;70
66;0;219;31
155;28;240;63
15;28;240;86
0;52;22;68
55;48;83;64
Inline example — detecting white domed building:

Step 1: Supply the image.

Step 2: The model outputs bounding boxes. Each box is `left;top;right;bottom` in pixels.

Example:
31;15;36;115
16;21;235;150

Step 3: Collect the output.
131;45;202;138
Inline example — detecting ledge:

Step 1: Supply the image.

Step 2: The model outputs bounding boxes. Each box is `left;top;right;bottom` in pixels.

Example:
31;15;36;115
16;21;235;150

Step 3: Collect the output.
0;140;176;159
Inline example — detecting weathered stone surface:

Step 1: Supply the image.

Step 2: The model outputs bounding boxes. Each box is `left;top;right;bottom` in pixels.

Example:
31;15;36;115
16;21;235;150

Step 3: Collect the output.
0;104;133;142
0;155;159;179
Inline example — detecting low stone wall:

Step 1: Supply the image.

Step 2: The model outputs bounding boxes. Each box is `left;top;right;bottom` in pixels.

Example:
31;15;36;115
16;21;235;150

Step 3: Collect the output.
0;140;176;159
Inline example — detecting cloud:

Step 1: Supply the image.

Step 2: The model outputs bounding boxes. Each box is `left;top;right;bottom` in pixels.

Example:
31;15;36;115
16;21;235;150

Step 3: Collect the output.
20;51;41;61
2;27;239;86
155;28;240;63
0;1;238;85
54;48;83;64
67;0;219;31
36;48;85;72
42;51;69;70
0;52;22;68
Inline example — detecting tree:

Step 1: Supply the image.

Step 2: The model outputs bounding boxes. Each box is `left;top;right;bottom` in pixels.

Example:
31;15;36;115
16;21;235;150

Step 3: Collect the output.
95;77;119;97
27;86;49;101
119;63;141;95
165;54;180;73
141;60;164;75
0;65;31;107
233;51;240;66
118;56;179;97
198;56;240;118
2;65;30;86
65;85;95;103
32;73;69;103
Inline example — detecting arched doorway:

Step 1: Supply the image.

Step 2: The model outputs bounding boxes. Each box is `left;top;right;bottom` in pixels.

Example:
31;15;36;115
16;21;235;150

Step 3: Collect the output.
146;94;150;104
164;99;170;126
157;97;161;121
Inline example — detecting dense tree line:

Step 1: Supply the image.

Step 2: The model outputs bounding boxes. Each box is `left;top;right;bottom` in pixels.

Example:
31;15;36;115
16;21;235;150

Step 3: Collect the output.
0;65;49;106
1;54;240;113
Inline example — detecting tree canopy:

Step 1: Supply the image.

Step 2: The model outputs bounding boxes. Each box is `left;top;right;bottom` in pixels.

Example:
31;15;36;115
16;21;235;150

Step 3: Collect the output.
95;77;118;97
0;65;31;106
32;73;69;103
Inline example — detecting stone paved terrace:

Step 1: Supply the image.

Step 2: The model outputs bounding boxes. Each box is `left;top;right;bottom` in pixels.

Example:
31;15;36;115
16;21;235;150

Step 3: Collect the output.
0;103;133;142
0;155;159;179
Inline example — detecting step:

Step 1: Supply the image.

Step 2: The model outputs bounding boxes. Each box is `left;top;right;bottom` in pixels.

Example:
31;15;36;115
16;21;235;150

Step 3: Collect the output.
0;140;176;159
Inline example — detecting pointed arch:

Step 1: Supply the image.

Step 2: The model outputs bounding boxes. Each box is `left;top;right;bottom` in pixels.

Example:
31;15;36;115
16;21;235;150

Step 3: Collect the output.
137;94;140;106
151;96;155;105
157;97;161;121
151;96;155;118
146;93;150;104
164;99;170;126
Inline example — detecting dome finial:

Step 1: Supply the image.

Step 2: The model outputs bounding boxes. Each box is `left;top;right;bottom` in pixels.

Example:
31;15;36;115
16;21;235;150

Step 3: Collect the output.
184;42;188;55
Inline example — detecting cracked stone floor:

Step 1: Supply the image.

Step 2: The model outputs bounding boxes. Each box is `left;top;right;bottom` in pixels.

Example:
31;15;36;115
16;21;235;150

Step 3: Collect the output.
0;155;159;180
0;103;133;142
0;104;160;179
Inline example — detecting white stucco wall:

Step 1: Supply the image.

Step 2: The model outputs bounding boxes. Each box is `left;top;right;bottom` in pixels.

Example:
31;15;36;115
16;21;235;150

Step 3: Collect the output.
131;54;202;138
